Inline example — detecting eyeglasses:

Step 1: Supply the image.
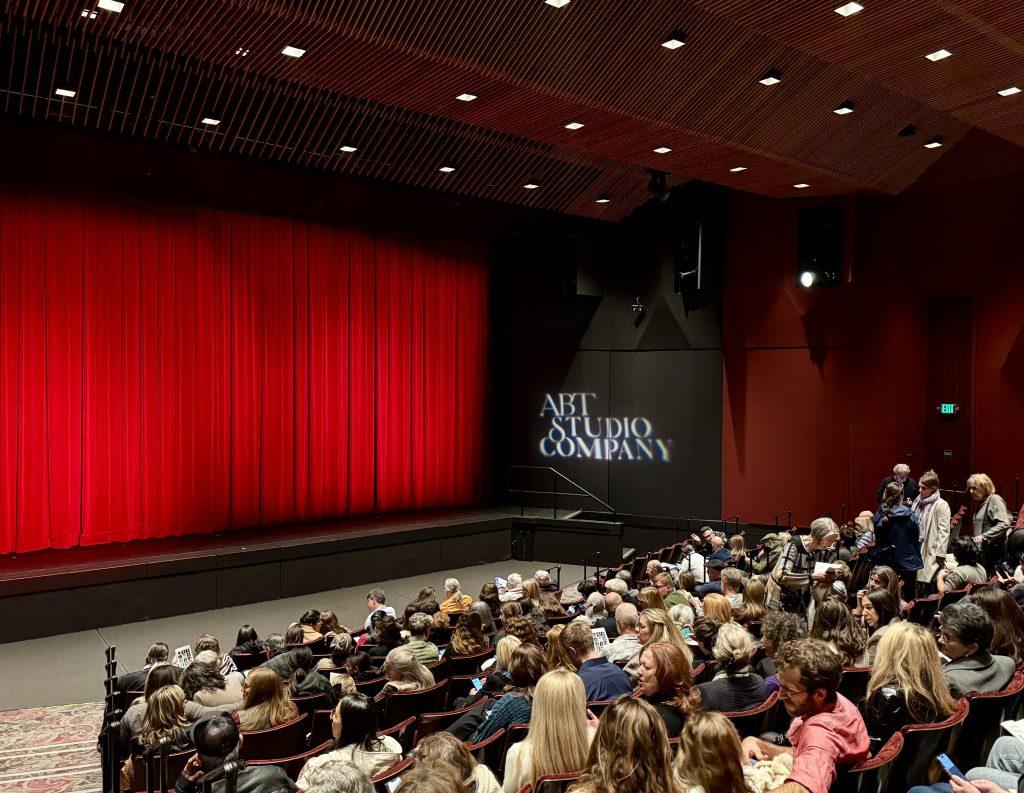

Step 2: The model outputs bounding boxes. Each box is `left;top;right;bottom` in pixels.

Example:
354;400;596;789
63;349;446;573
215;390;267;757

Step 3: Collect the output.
778;684;809;698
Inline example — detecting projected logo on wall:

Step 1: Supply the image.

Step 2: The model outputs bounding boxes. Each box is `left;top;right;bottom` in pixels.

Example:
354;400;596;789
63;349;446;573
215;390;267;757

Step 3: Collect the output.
538;392;672;462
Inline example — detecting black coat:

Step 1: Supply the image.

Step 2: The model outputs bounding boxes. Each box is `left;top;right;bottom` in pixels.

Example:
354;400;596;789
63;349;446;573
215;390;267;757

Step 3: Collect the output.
876;476;919;504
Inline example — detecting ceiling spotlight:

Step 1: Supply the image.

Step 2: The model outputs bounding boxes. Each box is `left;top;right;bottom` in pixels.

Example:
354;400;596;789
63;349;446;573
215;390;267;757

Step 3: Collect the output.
281;46;306;58
998;86;1021;97
925;49;952;62
653;146;672;154
729;166;748;172
200;117;220;126
456;93;477;102
80;9;98;18
800;271;815;288
793;183;810;189
55;88;76;98
438;166;455;173
565;122;584;130
234;47;250;56
833;100;855;115
595;193;611;203
523;183;539;189
97;0;124;11
545;0;571;6
834;2;864;16
897;123;918;137
661;30;686;49
339;145;357;153
759;69;782;86
924;136;943;149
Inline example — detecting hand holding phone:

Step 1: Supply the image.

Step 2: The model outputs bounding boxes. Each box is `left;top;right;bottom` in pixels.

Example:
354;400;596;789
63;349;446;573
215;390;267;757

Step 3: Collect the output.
937;753;966;780
471;677;484;692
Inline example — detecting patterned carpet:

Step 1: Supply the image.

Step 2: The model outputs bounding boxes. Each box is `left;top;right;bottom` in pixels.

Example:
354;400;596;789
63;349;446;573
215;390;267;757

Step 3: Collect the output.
0;702;102;793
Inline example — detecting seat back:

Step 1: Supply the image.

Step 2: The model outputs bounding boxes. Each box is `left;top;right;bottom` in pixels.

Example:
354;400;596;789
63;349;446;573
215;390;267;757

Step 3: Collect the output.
938;588;971;610
309;709;334;748
533;772;583;793
446;648;495;677
546;614;574;626
446;672;490;708
694;662;717;684
838;667;872;705
371;756;415;793
354;675;389;698
906;595;941;627
956;672;1024;769
883;698;969;792
248;739;333;781
832;732;904;793
585;700;613;718
380;716;417;754
500;722;531;773
290;691;329;718
130;749;192;792
239;714;309;761
424;655;449;682
468;728;506;769
229;651;267;672
722;691;780;737
413;700;486;745
380;679;449;728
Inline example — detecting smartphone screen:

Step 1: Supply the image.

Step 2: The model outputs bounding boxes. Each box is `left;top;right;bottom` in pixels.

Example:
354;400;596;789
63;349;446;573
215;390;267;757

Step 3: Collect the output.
471;677;483;691
438;648;445;658
937;753;965;779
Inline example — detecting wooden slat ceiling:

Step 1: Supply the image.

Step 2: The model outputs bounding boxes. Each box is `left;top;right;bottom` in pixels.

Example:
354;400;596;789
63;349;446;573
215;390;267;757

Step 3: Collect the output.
1;0;1021;220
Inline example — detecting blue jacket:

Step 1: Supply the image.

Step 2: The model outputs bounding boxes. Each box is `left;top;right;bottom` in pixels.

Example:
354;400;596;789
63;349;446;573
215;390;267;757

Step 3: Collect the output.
871;504;923;572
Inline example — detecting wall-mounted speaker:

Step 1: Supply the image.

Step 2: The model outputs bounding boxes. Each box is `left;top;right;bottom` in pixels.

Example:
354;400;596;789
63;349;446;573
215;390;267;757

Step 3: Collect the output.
674;219;702;295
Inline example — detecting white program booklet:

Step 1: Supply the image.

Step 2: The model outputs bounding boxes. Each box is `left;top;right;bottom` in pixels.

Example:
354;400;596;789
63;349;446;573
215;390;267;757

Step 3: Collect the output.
591;627;610;654
1002;719;1024;742
174;645;194;668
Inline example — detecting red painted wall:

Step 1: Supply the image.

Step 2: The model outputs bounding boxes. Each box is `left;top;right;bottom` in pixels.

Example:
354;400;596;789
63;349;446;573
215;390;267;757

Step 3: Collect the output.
723;131;1024;525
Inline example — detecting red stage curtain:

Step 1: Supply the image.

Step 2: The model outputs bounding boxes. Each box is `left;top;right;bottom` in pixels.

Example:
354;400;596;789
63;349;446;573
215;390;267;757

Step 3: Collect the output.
0;189;489;554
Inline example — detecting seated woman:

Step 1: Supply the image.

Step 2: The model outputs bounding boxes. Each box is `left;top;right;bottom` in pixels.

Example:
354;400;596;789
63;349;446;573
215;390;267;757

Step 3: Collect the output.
299;609;324;643
469;601;496;634
502;614;542;648
694;622;767;713
939;600;1016;698
237;667;299;731
522;578;543;610
318;610;350;643
449;643;546;742
969;587;1024;666
450;611;489;655
367;615;406;661
625;608;693;682
230;624;263;656
638;587;669;613
635;641;699;737
297;692;402;780
375;647;435;708
757;611;808;696
181;657;243;707
674;711;756;793
858;589;902;666
119;685;195;790
479;583;501;618
861;621;958;753
939;538;988;594
568;697;678;793
461;635;521;705
701;593;734;624
319;643;356;694
546;624;576;672
854;565;908;618
287;646;335;703
733;578;766;626
415;732;502;793
503;668;593;793
439;578;473;617
810;596;868;667
344;651;379;682
539;591;567;619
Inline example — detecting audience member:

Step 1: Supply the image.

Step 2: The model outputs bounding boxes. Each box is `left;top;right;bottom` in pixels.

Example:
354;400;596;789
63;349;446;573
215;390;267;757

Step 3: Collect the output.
602;603;641;663
500;573;524;602
264;632;287;659
876;462;919;504
720;568;745;610
638;586;669;613
231;625;263;656
708;533;732;564
405;612;440;663
913;470;952;592
503;668;593;793
479;582;501;616
729;535;752;574
765;518;840;613
873;482;923;597
183;656;244;707
853;565;907;618
539;591;567;619
740;638;869;793
665;571;695;608
519;596;549;636
299;610;323;643
295;760;371;793
471;635;520;700
969;587;1024;666
195;635;238;677
635;641;699;736
345;652;378;683
752;534;783;576
522;578;542;609
546;624;577;672
568;697;680;793
297;692;402;779
695;621;766;712
363;588;396;630
439;578;472;617
376;647;435;706
119;665;232;750
677;543;708;585
320;643;357;693
583;591;610;626
286;646;334;702
414;732;501;793
674;711;752;793
809;597;868;667
450;611;488;655
503;614;542;647
237;667;298;731
858;589;901;666
394;765;463;793
459;643;545;742
696;559;726;597
968;473;1012;542
367;615;405;660
535;569;559;593
940;538;988;593
429;610;452;645
561;620;632;702
133;684;194;755
118;642;173;692
734;578;767;625
690;617;721;666
852;513;875;551
939;601;1015;698
409;587;441;617
285;623;306;646
758;611;808;696
668;603;696;642
861;621;958;752
628;608;693;680
651;572;676;605
702;593;734;624
318;611;349;641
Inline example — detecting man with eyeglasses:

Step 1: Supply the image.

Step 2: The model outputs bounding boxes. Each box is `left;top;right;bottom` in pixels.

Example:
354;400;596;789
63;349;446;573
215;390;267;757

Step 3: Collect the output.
740;638;869;793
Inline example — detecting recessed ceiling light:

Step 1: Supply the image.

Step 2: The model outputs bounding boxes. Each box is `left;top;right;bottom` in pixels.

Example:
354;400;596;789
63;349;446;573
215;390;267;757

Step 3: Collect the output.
998;86;1021;97
565;122;584;130
653;146;672;154
55;88;76;98
793;183;810;189
281;46;306;58
595;193;611;203
456;93;477;102
834;2;864;16
833;100;855;115
925;49;952;62
438;166;455;173
661;30;686;49
729;166;747;172
523;183;539;189
339;145;357;153
96;0;124;11
759;69;782;86
545;0;571;6
234;47;250;56
924;136;943;149
201;117;220;126
80;9;98;18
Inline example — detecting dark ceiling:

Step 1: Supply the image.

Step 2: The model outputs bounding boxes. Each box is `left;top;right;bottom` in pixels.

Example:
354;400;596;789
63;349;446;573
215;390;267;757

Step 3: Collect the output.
1;0;1022;220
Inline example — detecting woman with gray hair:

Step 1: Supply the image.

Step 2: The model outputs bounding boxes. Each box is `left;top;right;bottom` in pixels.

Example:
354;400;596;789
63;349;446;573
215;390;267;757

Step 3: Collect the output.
765;517;841;613
299;761;372;793
439;577;472;617
581;591;608;625
499;572;524;602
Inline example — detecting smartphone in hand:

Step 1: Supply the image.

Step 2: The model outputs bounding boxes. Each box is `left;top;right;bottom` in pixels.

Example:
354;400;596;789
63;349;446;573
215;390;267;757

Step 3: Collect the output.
937;753;966;780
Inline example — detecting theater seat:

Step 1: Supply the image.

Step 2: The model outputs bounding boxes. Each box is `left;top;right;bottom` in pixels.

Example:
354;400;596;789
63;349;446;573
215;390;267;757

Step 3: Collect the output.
129;749;192;792
413;699;487;745
532;772;583;792
239;714;309;761
371;756;415;793
446;648;495;677
839;667;872;705
722;691;780;737
468;727;506;769
880;698;969;792
249;739;333;781
380;715;417;754
955;671;1024;769
379;678;449;728
831;731;904;793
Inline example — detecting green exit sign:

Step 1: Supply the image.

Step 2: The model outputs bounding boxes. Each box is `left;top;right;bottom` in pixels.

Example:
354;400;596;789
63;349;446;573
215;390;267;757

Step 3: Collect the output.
940;403;958;415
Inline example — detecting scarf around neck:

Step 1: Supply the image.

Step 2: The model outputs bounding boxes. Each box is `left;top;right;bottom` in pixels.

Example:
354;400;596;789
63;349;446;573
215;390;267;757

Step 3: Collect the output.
913;489;940;547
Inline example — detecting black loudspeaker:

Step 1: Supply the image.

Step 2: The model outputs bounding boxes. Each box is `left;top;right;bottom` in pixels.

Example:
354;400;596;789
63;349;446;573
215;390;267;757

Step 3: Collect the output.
797;206;843;286
562;234;605;298
674;219;702;295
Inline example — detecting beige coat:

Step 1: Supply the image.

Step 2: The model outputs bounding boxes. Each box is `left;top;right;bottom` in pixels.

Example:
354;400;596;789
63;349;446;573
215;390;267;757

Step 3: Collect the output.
916;497;951;584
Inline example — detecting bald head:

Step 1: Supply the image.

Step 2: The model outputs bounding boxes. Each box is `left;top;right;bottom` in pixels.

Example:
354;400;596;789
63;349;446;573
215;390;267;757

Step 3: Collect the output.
604;592;622;612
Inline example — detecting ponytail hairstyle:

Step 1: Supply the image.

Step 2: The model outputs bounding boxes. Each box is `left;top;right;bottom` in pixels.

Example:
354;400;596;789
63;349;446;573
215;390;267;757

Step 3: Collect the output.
880;482;904;523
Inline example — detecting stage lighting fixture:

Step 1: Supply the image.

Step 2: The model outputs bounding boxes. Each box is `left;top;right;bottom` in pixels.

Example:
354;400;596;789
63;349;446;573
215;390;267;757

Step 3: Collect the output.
800;271;815;288
647;170;671;202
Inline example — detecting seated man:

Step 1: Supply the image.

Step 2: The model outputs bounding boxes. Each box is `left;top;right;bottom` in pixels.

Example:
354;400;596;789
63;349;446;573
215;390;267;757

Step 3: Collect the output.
175;712;296;793
405;612;440;663
721;568;745;609
707;533;732;564
117;642;172;692
939;601;1016;698
602;604;641;663
362;588;396;630
561;620;632;701
696;559;726;597
675;542;707;585
534;569;559;592
741;638;869;793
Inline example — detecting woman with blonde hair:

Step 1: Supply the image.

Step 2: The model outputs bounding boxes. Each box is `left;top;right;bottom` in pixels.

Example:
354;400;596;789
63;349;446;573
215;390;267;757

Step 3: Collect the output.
702;593;733;624
967;472;1012;542
638;587;668;613
522;578;542;608
729;535;751;574
862;621;958;752
461;635;521;705
414;732;502;793
674;711;753;793
138;684;192;751
733;578;766;625
694;621;766;712
503;669;593;793
237;668;298;731
376;646;435;708
625;608;692;683
440;578;473;617
568;697;681;793
545;624;577;672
